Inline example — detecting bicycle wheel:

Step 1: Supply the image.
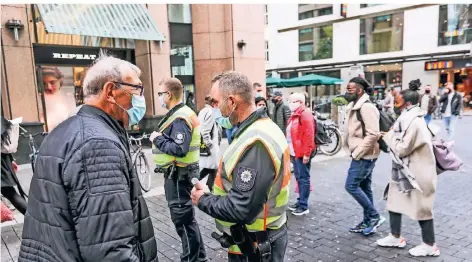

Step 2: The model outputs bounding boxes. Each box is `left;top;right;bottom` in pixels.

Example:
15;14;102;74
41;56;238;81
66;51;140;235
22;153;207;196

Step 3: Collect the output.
134;153;152;192
319;127;342;156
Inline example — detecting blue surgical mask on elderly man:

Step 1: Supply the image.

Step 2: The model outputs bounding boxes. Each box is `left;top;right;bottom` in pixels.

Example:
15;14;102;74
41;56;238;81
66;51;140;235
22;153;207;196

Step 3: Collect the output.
115;94;147;127
213;108;233;129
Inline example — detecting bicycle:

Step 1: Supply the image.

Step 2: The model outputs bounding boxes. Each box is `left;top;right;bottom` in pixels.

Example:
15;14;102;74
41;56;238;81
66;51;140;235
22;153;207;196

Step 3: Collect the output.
129;133;152;192
313;105;342;157
19;126;48;174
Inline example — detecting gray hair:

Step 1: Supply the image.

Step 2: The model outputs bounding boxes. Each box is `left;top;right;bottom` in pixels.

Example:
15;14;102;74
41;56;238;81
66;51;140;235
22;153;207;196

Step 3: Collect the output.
212;71;253;104
289;92;305;103
82;51;141;98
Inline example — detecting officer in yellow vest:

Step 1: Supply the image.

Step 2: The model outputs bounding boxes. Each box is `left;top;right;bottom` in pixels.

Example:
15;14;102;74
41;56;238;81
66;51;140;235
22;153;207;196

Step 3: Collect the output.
191;72;291;262
149;78;207;262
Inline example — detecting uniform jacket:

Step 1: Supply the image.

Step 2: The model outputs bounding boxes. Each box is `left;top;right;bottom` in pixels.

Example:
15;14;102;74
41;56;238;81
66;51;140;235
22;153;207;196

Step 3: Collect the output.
272;100;291;135
19;105;158;262
288;106;315;158
197;110;286;226
198;105;220;170
419;93;438;115
439;92;461;116
383;106;437;221
343;93;381;160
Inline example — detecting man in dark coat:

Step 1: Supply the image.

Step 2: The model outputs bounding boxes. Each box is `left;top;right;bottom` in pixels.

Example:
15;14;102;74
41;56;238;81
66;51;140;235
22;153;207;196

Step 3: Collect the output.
19;54;158;262
270;91;291;135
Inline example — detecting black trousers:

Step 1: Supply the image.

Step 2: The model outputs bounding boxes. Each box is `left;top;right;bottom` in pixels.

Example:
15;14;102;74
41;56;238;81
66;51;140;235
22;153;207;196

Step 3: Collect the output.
165;177;207;262
228;225;288;262
1;186;27;215
389;211;435;245
199;168;217;192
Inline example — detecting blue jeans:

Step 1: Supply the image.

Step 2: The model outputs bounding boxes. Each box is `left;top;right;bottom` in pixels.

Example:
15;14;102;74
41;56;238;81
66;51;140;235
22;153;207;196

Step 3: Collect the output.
345;159;379;222
291;156;311;210
424;114;432;125
443;115;457;141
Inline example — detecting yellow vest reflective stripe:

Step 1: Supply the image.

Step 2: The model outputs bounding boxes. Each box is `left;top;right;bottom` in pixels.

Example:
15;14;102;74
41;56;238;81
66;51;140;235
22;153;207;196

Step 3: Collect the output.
152;106;200;168
213;118;291;254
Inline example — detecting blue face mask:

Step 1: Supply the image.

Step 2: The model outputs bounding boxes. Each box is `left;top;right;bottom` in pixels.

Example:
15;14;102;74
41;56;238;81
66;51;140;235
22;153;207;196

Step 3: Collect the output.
116;94;146;127
213;108;232;129
255;92;263;98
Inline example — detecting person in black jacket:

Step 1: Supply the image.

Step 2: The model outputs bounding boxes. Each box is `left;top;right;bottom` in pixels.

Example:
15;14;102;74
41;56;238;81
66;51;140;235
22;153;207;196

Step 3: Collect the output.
1;116;27;215
19;54;158;262
439;82;461;141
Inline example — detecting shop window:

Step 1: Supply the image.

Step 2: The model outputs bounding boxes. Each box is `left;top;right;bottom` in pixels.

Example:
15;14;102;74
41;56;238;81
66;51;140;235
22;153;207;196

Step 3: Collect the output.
298;25;333;61
438;4;472;46
298;4;333;20
360;4;382;8
32;5;135;48
171;44;194;77
360;13;404;55
168;4;192;24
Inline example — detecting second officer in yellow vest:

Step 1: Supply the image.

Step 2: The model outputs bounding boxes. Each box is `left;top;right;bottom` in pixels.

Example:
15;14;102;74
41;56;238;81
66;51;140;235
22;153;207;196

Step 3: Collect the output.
191;72;291;262
149;78;207;262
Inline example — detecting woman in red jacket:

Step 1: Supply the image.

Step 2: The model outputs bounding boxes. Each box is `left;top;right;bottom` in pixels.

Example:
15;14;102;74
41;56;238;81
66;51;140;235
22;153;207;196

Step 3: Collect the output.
286;93;315;216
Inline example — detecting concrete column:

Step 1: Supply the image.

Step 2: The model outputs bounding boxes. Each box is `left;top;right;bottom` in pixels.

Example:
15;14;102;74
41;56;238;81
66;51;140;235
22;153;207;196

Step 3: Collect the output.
135;4;171;117
192;4;265;110
1;4;39;121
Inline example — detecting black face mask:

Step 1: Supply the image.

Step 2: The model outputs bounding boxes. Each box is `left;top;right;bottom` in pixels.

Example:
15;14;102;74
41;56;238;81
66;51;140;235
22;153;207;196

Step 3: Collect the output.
393;106;403;116
425;90;430;94
344;93;358;102
272;98;279;103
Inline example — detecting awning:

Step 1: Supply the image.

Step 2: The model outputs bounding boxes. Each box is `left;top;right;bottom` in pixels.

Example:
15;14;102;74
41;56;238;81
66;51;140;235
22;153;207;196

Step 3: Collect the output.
36;4;166;41
266;74;343;88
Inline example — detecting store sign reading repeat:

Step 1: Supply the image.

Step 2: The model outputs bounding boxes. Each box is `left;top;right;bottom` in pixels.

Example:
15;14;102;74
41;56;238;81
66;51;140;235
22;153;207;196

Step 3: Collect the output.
52;53;97;60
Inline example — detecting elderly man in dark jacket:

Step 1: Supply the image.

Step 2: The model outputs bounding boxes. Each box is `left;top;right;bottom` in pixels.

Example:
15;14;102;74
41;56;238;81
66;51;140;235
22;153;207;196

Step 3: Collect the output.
270;91;291;135
19;54;158;262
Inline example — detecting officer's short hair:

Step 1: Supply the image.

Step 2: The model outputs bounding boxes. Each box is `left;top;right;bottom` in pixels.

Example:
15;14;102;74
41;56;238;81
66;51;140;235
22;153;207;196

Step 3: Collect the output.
212;71;253;105
161;77;183;100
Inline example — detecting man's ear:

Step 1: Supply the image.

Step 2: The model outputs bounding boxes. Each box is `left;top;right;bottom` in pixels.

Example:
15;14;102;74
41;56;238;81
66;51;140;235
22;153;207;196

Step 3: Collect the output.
103;82;116;103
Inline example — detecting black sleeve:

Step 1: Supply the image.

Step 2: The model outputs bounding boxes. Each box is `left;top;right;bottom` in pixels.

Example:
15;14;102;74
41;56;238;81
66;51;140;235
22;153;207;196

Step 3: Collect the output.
197;141;275;224
283;104;291;125
64;139;140;262
153;118;192;158
439;94;448;103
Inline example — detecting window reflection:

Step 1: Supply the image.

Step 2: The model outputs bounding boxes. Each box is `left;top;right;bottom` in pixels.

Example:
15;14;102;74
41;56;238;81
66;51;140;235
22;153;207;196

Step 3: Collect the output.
168;4;192;24
360;13;404;54
438;4;472;46
298;4;333;20
170;45;194;76
298;25;333;61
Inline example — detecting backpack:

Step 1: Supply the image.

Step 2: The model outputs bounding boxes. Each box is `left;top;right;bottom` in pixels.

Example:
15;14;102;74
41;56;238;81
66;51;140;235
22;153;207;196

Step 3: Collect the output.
356;101;394;153
427;127;463;175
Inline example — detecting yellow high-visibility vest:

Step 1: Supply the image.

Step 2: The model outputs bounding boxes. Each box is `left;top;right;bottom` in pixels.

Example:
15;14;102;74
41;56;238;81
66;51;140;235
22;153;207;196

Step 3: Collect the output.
152;105;200;168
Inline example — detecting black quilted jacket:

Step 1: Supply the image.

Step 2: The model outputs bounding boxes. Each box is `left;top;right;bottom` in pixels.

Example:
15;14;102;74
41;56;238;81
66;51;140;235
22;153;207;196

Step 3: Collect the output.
19;105;158;262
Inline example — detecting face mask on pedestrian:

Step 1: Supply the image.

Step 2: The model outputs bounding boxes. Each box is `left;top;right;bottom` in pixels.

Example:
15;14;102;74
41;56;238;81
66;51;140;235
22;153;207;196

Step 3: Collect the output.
289;101;300;112
393;95;411;116
113;86;147;127
344;92;358;102
271;97;279;104
255;92;263;98
219;97;237;125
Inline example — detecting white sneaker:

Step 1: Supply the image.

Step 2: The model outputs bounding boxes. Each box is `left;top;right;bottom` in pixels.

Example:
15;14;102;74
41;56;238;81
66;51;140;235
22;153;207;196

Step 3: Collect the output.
409;243;440;257
376;234;407;248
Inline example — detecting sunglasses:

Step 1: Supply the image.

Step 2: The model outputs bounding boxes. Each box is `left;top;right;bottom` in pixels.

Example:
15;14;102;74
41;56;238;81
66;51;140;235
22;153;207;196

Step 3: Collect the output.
112;81;144;96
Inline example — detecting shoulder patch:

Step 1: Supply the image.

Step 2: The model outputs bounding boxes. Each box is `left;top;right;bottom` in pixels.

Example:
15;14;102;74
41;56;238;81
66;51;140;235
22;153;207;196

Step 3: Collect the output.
234;166;258;192
174;132;185;145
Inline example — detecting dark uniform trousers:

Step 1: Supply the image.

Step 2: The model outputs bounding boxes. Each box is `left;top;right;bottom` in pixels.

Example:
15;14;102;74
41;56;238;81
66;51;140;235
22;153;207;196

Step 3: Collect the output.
227;225;288;262
165;171;207;262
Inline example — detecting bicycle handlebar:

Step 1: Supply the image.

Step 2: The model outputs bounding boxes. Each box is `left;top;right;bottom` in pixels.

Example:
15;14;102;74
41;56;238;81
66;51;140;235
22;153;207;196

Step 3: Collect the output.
21;132;48;138
129;133;150;141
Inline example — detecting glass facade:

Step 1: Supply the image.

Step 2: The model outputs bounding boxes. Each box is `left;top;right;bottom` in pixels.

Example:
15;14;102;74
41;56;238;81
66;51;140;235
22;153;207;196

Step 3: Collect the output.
298;4;333;20
438;4;472;46
168;4;192;24
360;13;404;55
298;25;333;61
265;41;269;62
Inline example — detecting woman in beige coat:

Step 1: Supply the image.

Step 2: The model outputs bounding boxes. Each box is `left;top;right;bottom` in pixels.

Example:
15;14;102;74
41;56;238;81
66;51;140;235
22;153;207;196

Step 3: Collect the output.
377;80;440;257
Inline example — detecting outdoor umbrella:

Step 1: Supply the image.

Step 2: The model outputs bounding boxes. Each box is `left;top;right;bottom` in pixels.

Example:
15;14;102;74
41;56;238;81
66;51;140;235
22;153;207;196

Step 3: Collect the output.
280;74;343;87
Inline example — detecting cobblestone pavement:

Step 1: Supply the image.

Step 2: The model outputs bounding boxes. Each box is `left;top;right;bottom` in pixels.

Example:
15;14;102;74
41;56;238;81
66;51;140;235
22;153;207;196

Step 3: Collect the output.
2;118;472;261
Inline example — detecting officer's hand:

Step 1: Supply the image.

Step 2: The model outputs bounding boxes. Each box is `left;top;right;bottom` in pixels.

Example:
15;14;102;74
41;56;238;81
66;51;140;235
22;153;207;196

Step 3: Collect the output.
191;181;210;205
149;131;161;143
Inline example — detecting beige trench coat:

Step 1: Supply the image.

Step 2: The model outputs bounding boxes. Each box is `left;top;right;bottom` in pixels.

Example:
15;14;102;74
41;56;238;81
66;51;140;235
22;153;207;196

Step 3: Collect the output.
383;106;437;221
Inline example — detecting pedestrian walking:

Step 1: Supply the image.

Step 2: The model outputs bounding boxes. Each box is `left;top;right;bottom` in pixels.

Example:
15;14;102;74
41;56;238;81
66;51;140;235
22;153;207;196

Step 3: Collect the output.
286;93;315;216
198;95;220;192
151;78;207;262
191;71;290;262
19;54;157;261
383;87;394;116
419;84;438;125
255;96;268;109
439;82;461;141
377;80;440;257
186;91;197;112
343;77;385;236
1;116;27;215
271;91;291;135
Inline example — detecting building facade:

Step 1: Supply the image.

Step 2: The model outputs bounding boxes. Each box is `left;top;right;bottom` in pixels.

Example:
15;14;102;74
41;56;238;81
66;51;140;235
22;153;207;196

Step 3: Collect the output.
265;4;472;99
1;4;265;163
